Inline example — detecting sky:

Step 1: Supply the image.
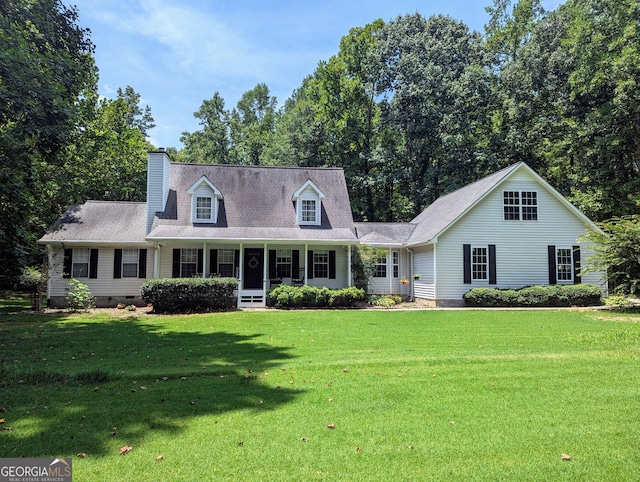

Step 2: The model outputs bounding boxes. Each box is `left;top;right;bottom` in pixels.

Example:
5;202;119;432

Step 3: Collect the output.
70;0;564;149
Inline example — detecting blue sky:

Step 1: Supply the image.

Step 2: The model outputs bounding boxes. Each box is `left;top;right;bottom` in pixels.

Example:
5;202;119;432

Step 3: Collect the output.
70;0;563;149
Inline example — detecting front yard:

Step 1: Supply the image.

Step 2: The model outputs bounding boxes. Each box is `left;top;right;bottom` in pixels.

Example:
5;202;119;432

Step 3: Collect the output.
1;300;639;480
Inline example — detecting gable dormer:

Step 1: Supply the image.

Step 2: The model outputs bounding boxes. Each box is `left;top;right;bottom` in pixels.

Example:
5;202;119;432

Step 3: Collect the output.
292;179;325;226
186;176;223;224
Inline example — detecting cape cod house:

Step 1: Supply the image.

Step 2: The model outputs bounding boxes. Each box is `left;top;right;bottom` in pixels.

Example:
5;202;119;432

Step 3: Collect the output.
39;150;607;308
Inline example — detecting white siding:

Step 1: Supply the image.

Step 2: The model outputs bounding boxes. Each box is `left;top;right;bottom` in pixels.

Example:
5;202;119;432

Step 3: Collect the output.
367;249;410;295
412;244;435;300
433;170;607;303
48;246;153;299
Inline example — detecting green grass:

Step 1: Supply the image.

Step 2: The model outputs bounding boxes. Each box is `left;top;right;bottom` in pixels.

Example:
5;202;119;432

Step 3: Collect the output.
1;303;639;481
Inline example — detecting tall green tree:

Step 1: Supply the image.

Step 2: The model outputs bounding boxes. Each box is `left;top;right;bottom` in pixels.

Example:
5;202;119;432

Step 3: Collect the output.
376;14;497;216
0;0;95;287
180;92;231;163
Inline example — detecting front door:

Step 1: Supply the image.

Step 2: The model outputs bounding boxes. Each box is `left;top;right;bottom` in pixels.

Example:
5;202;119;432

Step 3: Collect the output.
243;248;264;289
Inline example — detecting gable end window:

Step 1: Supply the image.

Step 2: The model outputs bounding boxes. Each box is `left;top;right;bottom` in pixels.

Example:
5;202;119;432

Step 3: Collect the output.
503;191;537;221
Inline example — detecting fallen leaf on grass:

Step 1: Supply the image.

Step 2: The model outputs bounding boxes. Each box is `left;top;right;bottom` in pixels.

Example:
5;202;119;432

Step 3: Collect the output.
356;446;361;452
561;453;571;460
327;424;335;429
119;445;132;455
301;437;309;442
156;455;164;461
76;452;86;458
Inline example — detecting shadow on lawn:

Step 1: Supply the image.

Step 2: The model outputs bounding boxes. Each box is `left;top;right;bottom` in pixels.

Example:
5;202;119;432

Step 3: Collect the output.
0;311;299;458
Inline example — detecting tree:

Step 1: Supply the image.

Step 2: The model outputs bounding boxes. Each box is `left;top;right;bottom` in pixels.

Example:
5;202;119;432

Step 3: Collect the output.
376;14;497;216
581;216;640;296
0;0;96;288
180;92;231;163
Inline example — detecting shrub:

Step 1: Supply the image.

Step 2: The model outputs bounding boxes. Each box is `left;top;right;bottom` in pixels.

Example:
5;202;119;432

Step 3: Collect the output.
369;295;403;307
268;285;366;308
140;277;238;313
66;279;95;311
464;284;602;307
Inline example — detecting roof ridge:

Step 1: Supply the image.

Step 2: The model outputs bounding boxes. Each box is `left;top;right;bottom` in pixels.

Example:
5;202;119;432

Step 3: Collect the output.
171;162;344;171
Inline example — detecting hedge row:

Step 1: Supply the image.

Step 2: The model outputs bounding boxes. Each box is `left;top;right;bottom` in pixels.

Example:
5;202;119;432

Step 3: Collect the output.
268;285;365;308
463;284;602;307
141;278;238;313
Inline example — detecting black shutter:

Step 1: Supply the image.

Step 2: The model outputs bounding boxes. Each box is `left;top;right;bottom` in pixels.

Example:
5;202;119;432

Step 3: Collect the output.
234;250;240;278
329;250;336;279
172;249;180;277
573;246;581;284
89;249;99;279
463;244;471;284
488;245;497;285
269;250;277;278
292;250;299;279
63;248;72;279
138;249;147;278
307;250;314;279
113;249;122;279
210;249;218;276
197;249;204;275
548;245;557;285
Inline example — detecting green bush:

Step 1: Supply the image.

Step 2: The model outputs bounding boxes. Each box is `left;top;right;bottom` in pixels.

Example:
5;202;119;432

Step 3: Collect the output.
66;279;95;311
267;285;366;308
463;284;602;307
140;277;238;313
369;295;403;307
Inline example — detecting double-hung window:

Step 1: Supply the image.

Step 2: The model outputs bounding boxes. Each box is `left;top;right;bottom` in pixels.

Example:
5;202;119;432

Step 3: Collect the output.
313;250;329;278
374;255;387;278
122;249;139;278
181;248;199;278
195;196;213;221
504;191;538;220
217;248;235;277
392;251;399;278
276;249;292;278
472;246;488;281
556;247;573;282
301;200;316;223
72;248;90;278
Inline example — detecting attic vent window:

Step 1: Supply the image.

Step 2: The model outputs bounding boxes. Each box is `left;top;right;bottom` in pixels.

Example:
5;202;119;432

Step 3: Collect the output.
292;179;325;226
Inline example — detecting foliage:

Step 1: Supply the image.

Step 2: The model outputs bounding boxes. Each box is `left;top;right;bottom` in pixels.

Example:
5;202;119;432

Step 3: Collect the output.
603;295;631;307
463;283;602;307
140;277;238;313
267;285;365;308
369;294;403;307
19;266;48;311
65;279;95;311
0;0;96;288
580;215;640;296
351;245;388;292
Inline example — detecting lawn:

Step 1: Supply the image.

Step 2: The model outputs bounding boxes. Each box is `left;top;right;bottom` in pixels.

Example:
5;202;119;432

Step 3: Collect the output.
1;301;639;481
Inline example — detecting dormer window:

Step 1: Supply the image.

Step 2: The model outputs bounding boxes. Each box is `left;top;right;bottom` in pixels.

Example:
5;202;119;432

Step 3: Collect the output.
187;176;222;224
292;179;325;226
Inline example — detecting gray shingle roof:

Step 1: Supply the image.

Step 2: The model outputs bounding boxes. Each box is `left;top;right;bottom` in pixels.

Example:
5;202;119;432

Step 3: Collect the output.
354;222;416;245
39;201;149;244
147;163;358;243
407;163;521;245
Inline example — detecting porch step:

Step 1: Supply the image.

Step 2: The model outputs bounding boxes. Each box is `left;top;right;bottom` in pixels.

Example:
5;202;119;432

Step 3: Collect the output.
238;290;266;308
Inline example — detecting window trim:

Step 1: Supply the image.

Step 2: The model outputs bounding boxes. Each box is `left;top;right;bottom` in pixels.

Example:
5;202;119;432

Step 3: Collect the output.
373;254;387;278
555;246;574;284
313;249;329;279
181;248;199;278
392;251;399;278
471;246;488;281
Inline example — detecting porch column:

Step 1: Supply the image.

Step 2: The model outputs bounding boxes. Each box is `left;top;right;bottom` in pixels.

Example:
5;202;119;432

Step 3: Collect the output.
202;242;207;278
154;243;160;279
237;243;244;308
347;245;352;287
304;244;308;284
263;243;268;293
388;248;393;294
